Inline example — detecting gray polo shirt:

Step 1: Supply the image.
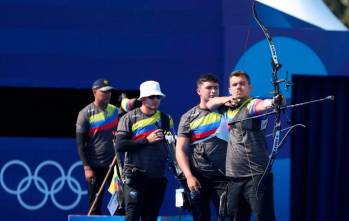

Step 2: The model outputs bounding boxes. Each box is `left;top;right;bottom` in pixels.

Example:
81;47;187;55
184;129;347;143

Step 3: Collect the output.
76;103;118;167
117;108;174;178
177;105;227;177
225;98;269;177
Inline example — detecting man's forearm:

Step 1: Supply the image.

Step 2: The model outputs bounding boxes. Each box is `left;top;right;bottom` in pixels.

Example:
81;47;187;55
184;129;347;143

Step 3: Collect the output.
76;132;89;166
114;133;148;152
175;137;194;179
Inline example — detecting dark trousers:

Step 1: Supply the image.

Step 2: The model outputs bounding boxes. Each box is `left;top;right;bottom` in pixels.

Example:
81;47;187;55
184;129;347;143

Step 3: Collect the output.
189;175;227;221
87;166;112;215
123;174;167;221
226;173;275;221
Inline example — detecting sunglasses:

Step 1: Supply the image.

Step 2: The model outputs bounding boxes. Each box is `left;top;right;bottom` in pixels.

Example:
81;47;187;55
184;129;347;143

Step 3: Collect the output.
147;95;162;100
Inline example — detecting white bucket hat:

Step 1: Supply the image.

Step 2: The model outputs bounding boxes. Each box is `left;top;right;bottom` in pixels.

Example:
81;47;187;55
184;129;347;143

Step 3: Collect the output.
138;80;166;100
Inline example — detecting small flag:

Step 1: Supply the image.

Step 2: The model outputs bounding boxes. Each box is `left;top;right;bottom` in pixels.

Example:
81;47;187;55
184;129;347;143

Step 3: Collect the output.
121;97;133;112
107;191;119;215
108;166;119;194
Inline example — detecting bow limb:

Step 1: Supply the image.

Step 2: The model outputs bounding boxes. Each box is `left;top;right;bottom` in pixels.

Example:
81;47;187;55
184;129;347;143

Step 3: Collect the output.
252;1;284;197
252;1;283;159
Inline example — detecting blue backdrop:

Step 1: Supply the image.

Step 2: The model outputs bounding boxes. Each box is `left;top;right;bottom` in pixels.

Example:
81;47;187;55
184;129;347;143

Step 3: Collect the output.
0;1;348;221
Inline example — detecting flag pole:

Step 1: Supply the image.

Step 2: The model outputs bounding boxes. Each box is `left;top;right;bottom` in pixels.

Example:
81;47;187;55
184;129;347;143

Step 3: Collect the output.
87;156;117;216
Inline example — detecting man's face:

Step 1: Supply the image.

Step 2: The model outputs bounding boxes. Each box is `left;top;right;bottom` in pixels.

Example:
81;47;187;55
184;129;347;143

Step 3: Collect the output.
142;95;162;111
197;81;219;102
93;89;111;107
228;75;252;99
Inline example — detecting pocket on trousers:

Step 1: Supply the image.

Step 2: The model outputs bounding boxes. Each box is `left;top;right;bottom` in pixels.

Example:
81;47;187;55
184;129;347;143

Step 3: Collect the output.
219;190;228;217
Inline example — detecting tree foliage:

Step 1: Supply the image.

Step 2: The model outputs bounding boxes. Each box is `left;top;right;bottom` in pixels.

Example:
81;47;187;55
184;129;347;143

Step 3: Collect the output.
324;0;349;27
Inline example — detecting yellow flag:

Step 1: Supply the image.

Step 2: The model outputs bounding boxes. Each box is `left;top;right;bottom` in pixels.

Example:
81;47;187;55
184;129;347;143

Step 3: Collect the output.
108;166;119;194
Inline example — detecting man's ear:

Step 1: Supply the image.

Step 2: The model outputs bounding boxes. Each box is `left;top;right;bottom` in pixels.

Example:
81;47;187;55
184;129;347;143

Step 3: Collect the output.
248;84;253;93
228;87;232;95
196;87;200;96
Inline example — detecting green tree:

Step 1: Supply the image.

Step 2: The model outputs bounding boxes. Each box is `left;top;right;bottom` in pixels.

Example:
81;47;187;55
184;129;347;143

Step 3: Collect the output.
324;0;349;28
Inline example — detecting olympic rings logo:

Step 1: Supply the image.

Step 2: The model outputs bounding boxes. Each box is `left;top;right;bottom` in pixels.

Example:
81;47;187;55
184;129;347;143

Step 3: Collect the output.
0;160;87;210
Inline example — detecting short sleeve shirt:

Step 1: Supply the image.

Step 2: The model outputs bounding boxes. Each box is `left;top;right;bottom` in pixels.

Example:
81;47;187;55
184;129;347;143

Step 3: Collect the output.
224;98;269;177
117;108;174;178
177;105;227;177
76;103;119;167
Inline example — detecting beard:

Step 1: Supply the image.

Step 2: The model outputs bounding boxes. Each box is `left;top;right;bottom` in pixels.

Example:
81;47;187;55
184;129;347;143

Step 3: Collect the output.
100;98;110;109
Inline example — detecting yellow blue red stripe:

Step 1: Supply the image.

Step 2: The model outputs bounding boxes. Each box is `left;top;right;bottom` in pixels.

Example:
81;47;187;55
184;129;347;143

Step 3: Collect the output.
88;105;120;136
189;112;221;143
131;111;161;140
121;98;133;112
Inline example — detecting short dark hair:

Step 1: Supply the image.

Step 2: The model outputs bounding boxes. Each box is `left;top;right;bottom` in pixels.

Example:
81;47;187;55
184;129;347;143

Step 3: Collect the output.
229;70;251;84
196;73;219;87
